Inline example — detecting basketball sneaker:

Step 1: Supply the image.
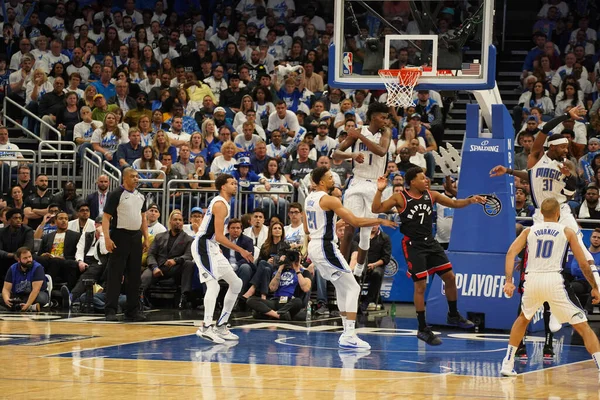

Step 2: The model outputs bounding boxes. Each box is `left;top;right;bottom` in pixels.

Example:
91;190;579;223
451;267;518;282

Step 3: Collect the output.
500;362;517;377
543;344;555;359
417;327;442;346
338;333;371;350
446;313;475;329
515;343;528;360
196;325;226;344
216;324;239;341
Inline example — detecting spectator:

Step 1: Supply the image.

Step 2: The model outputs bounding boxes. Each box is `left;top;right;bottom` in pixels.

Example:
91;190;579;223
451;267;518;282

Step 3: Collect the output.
91;94;120;123
570;228;600;308
142;210;195;309
555;83;584;116
210;140;238;176
41;39;70;75
12;165;34;199
86;175;110;220
36;210;82;291
220;218;255;294
0;126;24;194
172;144;195;177
253;85;275;127
124;92;152;127
577;186;600;220
116;128;143;169
74;107;103;160
313;121;338;158
183;207;204;237
258;158;289;222
267;101;300;144
146;204;167;237
68;203;95;235
396;147;420;174
265;129;287;161
54;91;81;142
203;64;228;103
515;188;534;219
51;181;80;218
91;112;129;165
522;32;547;79
235;121;263;152
283;202;305;250
1;246;47;312
515;132;534;171
284;141;315;191
38;76;66;140
357;225;391;312
152;130;178;162
108;81;136;114
243;208;269;250
23;175;53;230
166;116;192;147
0;209;34;282
91;66;117;99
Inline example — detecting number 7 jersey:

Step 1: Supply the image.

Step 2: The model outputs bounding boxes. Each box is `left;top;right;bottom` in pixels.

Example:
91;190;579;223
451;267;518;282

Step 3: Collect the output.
398;189;435;241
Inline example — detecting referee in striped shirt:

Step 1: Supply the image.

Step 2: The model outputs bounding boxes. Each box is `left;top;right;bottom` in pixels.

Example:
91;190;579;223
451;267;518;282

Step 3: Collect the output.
102;168;149;321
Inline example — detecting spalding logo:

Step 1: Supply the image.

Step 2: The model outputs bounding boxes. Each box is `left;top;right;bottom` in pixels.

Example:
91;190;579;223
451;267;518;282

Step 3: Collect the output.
472;194;502;216
384;258;399;278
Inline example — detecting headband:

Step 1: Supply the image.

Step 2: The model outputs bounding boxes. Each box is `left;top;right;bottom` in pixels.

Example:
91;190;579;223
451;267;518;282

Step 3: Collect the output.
548;137;568;146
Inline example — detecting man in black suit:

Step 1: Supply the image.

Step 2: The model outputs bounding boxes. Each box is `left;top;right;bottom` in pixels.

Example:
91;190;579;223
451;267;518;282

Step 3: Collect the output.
51;181;83;219
62;217;109;308
0;208;34;284
220;218;255;293
141;210;194;308
36;210;84;290
86;175;110;220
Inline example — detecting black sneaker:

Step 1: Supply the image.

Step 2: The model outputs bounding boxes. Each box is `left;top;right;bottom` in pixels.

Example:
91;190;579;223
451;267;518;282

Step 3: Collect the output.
515;343;528;360
278;311;292;321
124;311;147;322
315;302;329;316
417;327;442;346
105;310;118;321
447;313;475;329
543;344;555;359
60;285;72;310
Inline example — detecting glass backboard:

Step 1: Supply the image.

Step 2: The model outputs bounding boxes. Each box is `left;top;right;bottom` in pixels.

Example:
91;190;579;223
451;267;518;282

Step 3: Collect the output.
330;0;495;91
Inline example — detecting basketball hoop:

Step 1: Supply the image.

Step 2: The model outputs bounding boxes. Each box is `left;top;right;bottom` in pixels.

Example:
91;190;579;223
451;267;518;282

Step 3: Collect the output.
378;67;423;108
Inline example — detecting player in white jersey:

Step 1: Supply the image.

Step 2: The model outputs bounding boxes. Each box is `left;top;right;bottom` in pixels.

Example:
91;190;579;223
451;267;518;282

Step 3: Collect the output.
304;166;397;350
501;198;600;377
192;174;254;344
333;102;392;275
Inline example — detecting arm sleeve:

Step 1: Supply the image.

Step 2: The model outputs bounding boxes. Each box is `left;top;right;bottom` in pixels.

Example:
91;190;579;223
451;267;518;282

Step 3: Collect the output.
541;114;571;135
562;174;577;196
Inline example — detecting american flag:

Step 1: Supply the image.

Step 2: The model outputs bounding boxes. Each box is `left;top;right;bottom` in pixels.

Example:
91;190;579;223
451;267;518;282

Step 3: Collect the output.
461;63;481;75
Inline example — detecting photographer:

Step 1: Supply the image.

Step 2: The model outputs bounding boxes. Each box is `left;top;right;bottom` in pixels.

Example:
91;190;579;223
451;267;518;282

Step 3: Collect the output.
1;247;48;312
246;249;311;320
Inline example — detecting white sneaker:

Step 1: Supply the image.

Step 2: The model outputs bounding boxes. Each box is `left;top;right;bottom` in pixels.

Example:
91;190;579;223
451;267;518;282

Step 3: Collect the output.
353;264;364;277
216;324;239;341
338;333;371;350
196;325;225;344
549;313;562;333
500;362;517;377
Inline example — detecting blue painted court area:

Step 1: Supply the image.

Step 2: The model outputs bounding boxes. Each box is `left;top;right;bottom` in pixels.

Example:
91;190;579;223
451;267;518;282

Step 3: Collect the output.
51;327;592;377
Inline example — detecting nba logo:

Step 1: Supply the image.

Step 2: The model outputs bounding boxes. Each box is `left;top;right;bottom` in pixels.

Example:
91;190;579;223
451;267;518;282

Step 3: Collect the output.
342;52;353;75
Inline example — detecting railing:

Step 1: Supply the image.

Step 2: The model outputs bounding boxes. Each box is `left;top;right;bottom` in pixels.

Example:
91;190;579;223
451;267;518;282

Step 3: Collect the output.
37;141;76;193
3;96;62;146
164;179;216;225
82;149;103;198
102;161;122;191
136;169;167;211
237;182;294;219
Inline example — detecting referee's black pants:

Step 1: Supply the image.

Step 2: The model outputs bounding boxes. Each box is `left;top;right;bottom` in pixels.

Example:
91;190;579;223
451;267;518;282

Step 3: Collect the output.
105;229;142;315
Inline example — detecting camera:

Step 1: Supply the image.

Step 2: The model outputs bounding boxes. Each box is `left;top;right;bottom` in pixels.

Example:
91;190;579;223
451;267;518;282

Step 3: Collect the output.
10;298;24;311
284;249;300;264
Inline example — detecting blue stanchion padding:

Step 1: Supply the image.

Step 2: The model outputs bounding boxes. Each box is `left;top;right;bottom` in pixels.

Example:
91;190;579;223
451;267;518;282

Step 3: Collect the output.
427;104;517;329
426;252;521;330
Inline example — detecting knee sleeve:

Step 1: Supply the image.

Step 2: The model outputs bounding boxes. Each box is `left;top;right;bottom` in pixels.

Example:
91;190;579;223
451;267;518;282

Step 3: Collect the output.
358;227;371;251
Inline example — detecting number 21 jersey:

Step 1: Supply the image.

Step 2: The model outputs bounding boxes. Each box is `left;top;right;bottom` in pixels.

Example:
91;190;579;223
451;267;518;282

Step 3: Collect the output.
398;190;434;241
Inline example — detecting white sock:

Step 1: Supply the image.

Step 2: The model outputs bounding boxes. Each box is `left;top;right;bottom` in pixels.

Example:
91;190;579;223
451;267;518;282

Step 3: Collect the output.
344;319;356;335
592;352;600;370
353;263;364;277
341;315;347;333
503;345;517;366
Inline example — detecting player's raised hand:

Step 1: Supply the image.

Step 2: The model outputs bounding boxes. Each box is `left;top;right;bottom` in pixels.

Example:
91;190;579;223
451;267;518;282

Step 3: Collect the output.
379;218;398;229
568;105;587;120
591;288;600;304
376;176;387;191
470;195;487;204
489;165;507;177
503;281;516;298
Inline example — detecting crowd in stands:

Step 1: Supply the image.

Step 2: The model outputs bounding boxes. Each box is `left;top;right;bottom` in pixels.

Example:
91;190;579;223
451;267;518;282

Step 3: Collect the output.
514;0;600;224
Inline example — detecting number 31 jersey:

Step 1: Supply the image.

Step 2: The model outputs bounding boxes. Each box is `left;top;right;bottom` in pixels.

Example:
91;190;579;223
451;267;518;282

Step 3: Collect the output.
528;153;567;208
398;190;435;241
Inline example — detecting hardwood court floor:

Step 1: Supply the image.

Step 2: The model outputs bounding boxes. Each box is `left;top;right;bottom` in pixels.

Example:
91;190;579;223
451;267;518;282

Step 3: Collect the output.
0;312;598;399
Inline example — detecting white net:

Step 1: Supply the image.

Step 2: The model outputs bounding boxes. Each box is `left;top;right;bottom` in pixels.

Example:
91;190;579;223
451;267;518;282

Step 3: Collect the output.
378;68;423;108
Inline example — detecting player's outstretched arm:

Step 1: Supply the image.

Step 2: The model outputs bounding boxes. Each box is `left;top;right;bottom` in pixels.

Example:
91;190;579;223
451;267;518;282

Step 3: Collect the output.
565;228;600;303
489;165;530;182
431;191;486;209
527;106;586;169
503;228;530;298
372;176;404;213
322;195;397;229
213;202;254;263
